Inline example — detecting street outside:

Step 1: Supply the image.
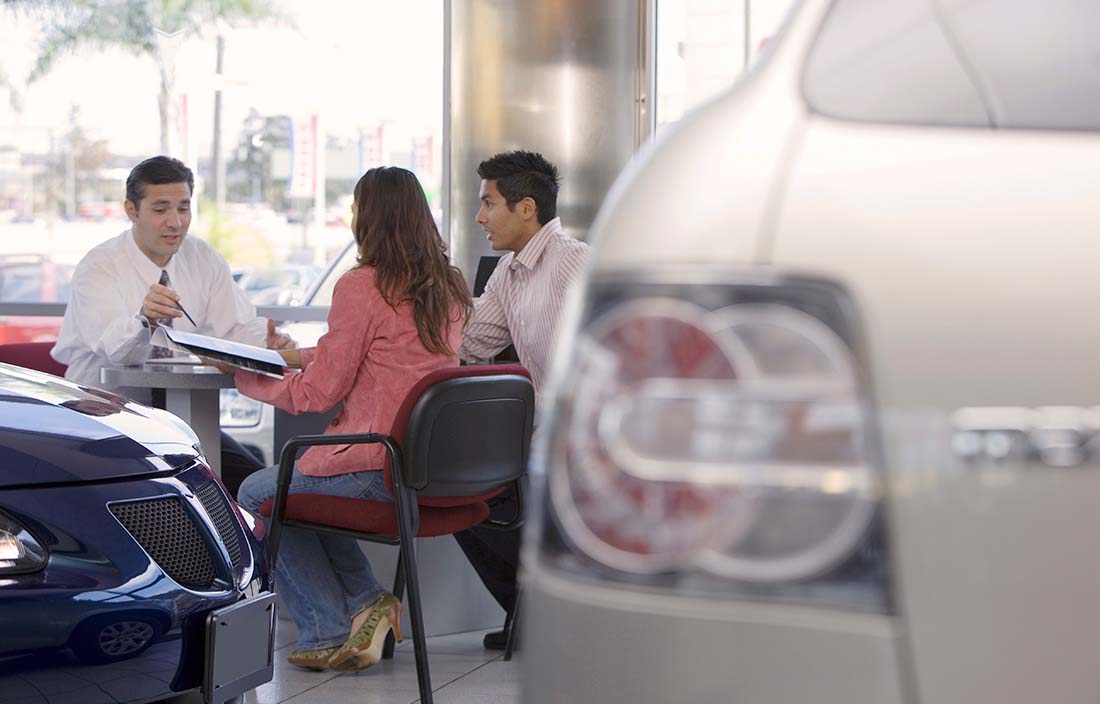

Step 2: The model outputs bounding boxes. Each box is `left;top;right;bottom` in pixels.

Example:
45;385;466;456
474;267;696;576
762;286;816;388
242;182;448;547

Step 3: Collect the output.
0;210;353;273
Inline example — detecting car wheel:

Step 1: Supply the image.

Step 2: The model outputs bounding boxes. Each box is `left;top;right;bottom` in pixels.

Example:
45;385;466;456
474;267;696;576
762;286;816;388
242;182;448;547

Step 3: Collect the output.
70;613;165;664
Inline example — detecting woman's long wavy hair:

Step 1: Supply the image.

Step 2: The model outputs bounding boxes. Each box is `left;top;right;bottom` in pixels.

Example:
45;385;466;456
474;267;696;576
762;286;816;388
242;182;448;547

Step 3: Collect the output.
352;167;471;355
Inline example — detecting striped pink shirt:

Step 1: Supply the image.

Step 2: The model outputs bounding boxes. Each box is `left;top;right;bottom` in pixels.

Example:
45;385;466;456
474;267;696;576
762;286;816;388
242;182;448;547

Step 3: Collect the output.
458;217;589;393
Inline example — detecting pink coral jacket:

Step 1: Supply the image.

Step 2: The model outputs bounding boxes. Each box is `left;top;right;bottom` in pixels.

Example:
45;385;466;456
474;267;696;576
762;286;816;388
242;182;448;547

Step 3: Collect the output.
234;266;461;477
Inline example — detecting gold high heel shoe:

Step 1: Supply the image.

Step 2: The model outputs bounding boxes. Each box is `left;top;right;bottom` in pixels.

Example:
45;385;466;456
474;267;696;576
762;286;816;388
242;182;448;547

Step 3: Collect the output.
328;593;403;672
287;646;339;670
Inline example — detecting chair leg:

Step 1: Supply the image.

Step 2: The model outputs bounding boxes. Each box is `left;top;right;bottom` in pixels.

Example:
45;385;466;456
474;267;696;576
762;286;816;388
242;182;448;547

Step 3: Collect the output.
395;489;432;704
383;550;406;660
504;587;522;661
391;549;407;602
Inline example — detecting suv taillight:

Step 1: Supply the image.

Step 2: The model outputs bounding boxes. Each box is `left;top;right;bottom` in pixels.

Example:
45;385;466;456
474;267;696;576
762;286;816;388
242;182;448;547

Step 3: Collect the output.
531;272;891;612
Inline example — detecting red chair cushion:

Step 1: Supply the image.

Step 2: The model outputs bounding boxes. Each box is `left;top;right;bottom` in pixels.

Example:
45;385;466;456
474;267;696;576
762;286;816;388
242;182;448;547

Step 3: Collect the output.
0;342;67;377
258;495;490;538
385;364;531;508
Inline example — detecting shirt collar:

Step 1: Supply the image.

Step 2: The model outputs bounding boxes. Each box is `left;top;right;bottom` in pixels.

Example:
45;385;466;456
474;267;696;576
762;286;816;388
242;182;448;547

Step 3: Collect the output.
512;217;561;271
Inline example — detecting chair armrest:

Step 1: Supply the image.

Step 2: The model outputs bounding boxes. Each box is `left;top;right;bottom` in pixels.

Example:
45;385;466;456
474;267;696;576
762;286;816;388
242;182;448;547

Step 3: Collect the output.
267;432;401;585
276;432;394;469
276;431;397;491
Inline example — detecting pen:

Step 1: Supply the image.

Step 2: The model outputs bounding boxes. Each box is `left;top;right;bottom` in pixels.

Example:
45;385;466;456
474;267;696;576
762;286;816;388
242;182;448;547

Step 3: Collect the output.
175;300;198;327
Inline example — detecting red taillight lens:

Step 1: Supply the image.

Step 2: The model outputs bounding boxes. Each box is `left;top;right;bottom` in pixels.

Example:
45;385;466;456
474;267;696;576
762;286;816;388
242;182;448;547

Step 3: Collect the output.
542;282;882;590
553;300;746;573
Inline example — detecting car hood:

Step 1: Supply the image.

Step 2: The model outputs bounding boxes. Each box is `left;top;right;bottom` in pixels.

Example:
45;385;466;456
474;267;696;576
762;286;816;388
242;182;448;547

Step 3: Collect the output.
0;364;202;488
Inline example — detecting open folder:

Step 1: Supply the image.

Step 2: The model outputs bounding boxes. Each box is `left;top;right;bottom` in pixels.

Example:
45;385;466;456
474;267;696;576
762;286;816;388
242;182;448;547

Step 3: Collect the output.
151;327;286;378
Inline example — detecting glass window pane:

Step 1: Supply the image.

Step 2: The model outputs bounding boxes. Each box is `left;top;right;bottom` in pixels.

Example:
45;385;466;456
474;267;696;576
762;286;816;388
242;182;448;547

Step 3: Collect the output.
308;242;358;308
0;0;442;298
655;0;798;133
945;0;1100;131
803;0;989;127
804;0;1100;131
657;0;748;131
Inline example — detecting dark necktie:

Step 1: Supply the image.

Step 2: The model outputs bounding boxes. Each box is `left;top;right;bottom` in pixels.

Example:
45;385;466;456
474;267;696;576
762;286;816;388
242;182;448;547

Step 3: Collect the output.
150;269;174;359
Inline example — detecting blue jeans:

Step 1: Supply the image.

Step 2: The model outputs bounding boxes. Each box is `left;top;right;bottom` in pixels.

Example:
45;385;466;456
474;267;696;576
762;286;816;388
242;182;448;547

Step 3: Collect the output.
237;464;393;650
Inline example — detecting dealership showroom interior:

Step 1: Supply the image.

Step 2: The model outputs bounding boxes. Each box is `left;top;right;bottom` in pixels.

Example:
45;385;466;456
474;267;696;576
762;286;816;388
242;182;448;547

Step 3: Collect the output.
2;1;1098;703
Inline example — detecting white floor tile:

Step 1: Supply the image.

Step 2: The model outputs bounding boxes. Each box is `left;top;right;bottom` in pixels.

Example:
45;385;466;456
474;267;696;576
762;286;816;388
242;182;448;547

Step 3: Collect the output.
242;628;520;704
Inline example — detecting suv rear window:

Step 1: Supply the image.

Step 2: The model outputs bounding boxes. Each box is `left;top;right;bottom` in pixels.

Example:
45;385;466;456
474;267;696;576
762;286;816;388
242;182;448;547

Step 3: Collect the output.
803;0;1100;131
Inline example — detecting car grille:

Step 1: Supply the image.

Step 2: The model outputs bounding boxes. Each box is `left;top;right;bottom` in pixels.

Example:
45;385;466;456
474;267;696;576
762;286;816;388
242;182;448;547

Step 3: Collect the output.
110;498;218;590
195;481;244;573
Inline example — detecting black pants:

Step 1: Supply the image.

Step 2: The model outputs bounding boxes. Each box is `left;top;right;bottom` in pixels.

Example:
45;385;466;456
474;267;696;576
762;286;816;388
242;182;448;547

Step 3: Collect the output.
454;487;521;615
219;431;265;498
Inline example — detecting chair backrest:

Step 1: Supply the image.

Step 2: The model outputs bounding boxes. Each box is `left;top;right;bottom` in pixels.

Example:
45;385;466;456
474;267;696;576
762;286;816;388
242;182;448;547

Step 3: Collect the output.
472;255;502;297
0;342;67;377
387;365;534;504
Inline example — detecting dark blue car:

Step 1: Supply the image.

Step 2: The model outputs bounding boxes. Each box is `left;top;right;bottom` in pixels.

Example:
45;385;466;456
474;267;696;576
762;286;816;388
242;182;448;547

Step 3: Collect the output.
0;364;274;704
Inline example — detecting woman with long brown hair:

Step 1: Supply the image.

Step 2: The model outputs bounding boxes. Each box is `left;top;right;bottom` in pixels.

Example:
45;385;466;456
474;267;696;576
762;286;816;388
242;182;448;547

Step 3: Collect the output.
233;167;471;672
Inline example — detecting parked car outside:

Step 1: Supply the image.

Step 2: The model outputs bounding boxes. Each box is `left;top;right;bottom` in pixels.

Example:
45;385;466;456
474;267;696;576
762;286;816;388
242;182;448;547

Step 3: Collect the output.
222;251;350;465
0;255;72;345
523;1;1100;703
0;364;274;703
234;265;322;306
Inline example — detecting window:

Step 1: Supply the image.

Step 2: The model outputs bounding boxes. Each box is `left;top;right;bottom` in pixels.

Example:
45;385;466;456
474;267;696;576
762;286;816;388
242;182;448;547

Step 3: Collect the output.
804;0;1100;131
0;0;443;304
655;0;797;133
656;0;749;131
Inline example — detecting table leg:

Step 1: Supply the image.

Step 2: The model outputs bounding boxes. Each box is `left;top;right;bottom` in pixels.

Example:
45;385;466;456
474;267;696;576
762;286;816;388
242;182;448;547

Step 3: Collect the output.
165;387;223;476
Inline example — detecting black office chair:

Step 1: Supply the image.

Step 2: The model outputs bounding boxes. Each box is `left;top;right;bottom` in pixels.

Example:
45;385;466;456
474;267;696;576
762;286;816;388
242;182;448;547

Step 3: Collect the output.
262;364;534;704
472;255;519;364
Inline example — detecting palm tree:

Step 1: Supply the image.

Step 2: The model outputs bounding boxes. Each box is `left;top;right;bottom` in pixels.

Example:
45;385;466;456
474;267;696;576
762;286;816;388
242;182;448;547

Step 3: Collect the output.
12;0;283;156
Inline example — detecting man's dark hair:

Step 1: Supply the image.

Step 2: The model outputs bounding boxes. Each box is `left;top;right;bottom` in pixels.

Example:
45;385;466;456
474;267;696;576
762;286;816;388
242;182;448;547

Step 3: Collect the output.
125;155;194;209
477;150;560;225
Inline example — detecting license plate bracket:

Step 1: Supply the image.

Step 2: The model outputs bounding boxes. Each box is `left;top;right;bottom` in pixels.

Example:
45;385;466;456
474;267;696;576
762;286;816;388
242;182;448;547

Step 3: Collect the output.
203;592;277;704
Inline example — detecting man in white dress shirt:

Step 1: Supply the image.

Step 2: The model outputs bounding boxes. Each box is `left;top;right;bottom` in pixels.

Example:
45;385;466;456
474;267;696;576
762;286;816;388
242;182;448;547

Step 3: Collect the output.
51;155;292;494
456;151;590;649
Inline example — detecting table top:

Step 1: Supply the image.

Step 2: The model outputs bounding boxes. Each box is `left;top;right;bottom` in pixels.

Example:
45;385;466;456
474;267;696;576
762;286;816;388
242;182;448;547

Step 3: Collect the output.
101;363;237;390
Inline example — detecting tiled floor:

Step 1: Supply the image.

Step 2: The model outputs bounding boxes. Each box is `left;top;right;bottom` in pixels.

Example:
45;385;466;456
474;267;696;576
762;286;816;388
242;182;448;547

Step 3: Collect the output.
242;617;521;704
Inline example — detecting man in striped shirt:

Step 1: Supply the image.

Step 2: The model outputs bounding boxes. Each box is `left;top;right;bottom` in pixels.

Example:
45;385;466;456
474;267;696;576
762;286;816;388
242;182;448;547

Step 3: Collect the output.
458;151;589;393
457;151;590;649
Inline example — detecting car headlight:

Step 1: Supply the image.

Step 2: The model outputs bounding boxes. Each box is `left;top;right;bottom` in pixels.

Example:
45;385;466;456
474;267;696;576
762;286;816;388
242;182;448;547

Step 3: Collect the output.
220;389;263;428
0;509;48;574
533;272;891;612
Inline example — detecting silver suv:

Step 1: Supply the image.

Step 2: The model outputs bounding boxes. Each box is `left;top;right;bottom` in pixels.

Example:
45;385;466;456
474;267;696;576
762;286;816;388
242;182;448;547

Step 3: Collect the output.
525;1;1100;702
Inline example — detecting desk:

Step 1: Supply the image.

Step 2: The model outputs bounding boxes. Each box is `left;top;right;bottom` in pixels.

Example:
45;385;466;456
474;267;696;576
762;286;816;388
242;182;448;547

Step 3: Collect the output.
101;364;235;475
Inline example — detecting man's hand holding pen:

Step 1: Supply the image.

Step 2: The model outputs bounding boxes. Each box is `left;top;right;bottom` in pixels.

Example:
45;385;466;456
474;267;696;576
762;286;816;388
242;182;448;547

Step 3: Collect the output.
142;282;188;326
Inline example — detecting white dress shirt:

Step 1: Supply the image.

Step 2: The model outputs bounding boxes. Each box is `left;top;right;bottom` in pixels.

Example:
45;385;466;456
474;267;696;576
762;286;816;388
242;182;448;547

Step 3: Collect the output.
52;230;267;401
458;217;589;394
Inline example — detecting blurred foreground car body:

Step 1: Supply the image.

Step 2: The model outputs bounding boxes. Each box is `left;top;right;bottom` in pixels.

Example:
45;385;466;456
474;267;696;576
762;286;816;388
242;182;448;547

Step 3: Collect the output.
525;1;1100;702
0;365;273;704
